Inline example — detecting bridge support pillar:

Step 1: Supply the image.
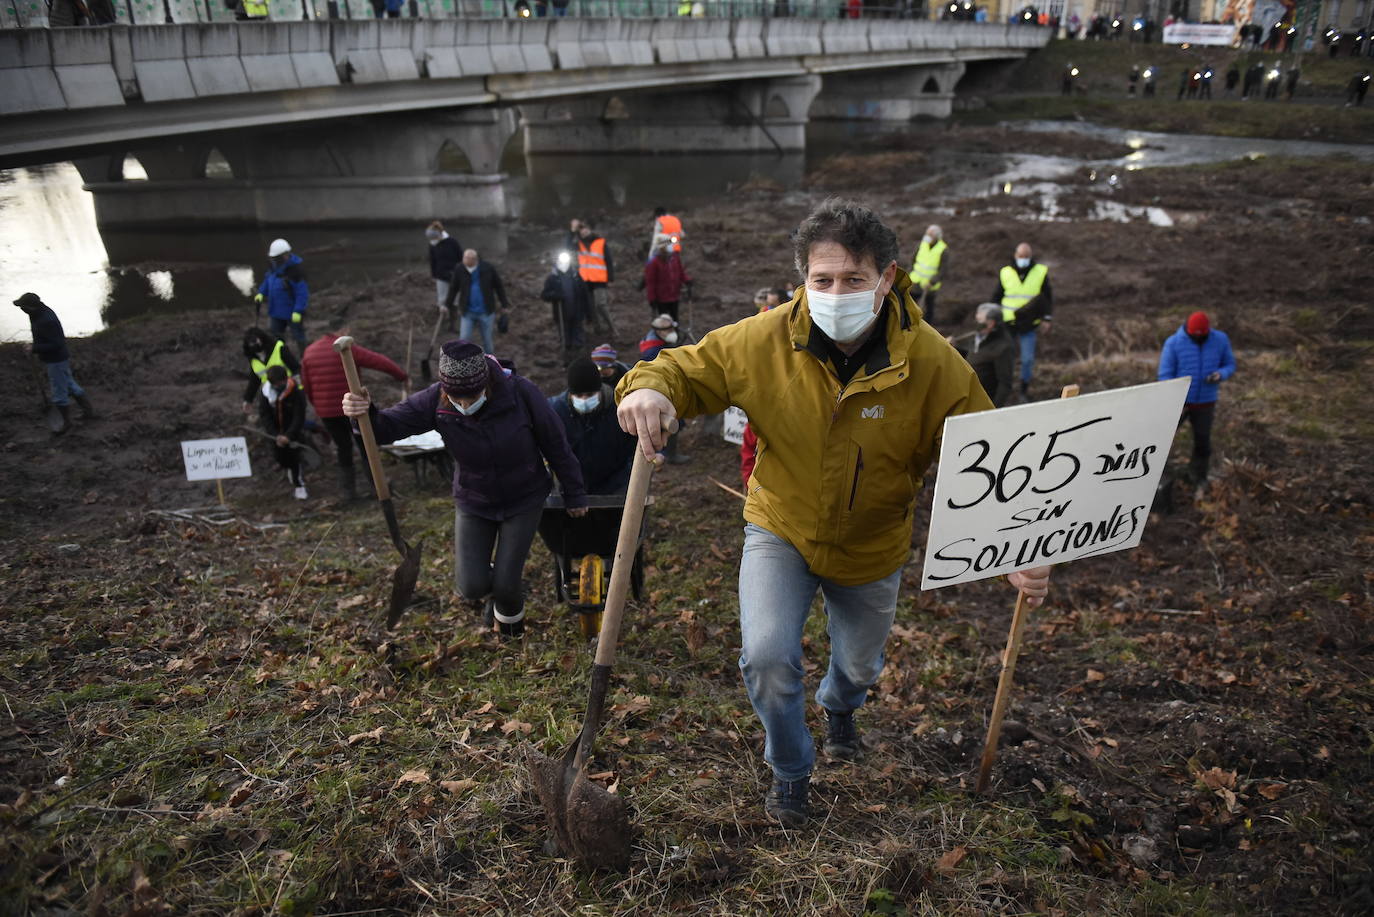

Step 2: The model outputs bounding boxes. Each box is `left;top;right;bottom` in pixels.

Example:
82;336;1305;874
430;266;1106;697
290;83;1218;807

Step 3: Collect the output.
811;63;968;121
74;108;522;227
519;75;822;155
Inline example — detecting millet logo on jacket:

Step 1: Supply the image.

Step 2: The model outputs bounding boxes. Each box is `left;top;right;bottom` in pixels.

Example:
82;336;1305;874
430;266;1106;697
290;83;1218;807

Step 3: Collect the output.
860;405;885;419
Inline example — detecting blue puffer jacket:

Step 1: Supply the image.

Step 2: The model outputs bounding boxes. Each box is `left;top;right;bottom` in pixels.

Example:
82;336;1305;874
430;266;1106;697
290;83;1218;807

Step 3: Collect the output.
258;253;309;322
1158;326;1236;405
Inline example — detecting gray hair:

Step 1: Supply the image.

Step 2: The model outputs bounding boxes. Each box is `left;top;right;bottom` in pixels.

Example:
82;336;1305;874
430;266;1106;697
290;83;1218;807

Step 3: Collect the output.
793;198;899;277
975;302;1002;323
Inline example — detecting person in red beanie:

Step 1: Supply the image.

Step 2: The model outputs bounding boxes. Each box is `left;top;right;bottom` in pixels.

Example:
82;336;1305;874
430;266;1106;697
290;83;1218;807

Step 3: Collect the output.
1158;310;1236;484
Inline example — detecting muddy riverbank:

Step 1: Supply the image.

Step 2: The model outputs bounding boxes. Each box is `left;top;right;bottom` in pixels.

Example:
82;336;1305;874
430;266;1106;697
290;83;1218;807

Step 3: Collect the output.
2;125;1371;914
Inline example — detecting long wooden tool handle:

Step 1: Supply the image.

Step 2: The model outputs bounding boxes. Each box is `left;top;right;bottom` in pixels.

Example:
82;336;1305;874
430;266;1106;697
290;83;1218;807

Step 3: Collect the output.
592;417;677;668
403;323;414;398
427;310;444;353
975;591;1029;793
334;336;392;503
974;383;1079;794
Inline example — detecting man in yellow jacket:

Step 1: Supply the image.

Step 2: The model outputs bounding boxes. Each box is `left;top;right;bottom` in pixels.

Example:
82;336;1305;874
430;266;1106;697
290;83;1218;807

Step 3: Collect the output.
617;199;1051;827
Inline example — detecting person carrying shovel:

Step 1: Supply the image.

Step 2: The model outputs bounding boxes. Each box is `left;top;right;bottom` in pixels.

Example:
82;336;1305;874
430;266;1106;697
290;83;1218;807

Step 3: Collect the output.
616;198;1052;827
342;340;589;639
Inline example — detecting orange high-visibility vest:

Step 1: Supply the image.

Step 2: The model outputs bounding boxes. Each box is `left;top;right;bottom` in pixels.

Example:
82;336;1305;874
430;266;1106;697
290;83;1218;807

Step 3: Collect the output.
655;214;683;253
578;237;609;283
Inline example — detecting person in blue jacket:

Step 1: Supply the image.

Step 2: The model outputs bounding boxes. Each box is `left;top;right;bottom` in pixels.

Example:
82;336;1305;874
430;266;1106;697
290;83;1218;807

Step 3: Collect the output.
1158;310;1236;484
255;238;309;346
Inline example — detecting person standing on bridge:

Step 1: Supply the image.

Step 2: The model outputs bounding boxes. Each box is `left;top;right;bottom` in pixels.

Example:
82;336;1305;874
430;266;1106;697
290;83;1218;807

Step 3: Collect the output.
576;219;617;338
991;241;1053;400
255;239;309;348
907;223;949;324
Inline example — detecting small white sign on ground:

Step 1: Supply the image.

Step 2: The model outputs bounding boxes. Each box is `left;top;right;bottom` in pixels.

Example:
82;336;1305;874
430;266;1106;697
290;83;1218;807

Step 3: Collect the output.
922;378;1189;589
722;406;748;446
181;437;252;482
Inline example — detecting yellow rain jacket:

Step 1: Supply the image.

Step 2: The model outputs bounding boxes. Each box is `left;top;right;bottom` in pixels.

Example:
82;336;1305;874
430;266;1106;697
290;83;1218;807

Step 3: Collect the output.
618;274;992;585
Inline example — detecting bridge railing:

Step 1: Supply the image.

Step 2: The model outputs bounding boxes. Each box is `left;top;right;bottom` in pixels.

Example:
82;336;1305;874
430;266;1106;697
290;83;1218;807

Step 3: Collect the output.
1;17;1049;118
3;1;1057;29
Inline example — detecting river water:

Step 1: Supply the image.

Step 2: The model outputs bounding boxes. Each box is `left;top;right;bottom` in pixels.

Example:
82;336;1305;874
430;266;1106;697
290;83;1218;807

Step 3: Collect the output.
2;121;1370;344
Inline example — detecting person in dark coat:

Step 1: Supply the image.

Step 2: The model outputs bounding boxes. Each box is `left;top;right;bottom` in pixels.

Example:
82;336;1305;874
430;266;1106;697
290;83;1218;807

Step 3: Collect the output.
952;303;1016;407
444;249;510;355
549;358;636;495
1158;311;1236;485
258;365;309;500
641;243;693;322
341;340;588;639
1242;62;1263;99
426;220;462;316
14;292;94;435
541;250;592;363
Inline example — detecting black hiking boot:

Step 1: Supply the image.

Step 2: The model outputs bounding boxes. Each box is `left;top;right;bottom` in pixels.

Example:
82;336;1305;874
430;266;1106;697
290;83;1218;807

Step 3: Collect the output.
764;776;810;828
74;394;97;418
823;709;860;760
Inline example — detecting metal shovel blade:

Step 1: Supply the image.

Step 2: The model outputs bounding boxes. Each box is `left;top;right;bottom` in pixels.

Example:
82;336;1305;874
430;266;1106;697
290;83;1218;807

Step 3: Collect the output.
385;535;423;630
527;666;632;872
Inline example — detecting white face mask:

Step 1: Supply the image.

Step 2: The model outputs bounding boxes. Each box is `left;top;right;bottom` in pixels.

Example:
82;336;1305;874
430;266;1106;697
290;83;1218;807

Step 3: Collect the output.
1015;257;1031;269
571;393;600;414
923;235;935;245
660;330;679;345
451;393;487;416
807;286;880;344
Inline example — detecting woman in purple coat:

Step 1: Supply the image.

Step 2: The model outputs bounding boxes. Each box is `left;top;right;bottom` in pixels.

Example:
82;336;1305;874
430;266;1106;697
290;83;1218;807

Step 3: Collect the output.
342;340;587;638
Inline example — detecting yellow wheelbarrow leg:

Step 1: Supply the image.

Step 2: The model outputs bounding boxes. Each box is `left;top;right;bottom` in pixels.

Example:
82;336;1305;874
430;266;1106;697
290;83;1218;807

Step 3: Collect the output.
577;554;604;639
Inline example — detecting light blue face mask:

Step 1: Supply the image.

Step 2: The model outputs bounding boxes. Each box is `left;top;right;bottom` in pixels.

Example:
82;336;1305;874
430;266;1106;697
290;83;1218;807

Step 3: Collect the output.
571;393;600;414
453;393;487;416
1015;257;1031;269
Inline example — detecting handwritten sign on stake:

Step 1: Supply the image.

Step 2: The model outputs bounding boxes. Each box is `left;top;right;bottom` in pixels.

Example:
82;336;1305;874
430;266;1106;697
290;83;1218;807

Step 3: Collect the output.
181;437;252;507
722;406;748;446
922;377;1189;591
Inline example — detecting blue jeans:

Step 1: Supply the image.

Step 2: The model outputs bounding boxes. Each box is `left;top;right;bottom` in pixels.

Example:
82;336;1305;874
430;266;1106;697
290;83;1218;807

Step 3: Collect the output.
1017;328;1038;384
461;312;496;355
46;360;86;408
738;524;902;780
269;315;305;347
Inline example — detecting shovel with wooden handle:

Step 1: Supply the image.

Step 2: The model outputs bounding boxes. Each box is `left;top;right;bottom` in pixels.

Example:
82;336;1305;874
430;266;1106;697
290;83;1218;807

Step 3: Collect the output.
418;310;446;384
334;335;423;629
529;419;675;872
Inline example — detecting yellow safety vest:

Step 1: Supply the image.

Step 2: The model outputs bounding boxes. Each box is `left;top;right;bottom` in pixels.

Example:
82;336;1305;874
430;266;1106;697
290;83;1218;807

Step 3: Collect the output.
1000;263;1048;326
242;0;268;17
250;340;291;383
908;239;946;290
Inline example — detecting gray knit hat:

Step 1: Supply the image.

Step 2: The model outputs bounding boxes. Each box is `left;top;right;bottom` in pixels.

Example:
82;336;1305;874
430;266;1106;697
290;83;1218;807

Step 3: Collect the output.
438;340;489;396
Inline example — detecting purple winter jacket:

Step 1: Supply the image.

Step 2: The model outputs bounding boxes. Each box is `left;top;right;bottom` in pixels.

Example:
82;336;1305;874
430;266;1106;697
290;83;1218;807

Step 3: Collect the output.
367;360;587;520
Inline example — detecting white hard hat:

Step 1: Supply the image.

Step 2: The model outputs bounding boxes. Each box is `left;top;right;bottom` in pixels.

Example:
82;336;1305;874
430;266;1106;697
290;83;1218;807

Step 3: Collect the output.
268;238;291;257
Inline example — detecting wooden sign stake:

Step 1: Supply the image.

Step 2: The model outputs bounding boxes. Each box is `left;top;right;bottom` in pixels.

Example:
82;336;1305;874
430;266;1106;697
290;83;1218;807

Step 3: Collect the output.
216;478;227;508
975;383;1079;793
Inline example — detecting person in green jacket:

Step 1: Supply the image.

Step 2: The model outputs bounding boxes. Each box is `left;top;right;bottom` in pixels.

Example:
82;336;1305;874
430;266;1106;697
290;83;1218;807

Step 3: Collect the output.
616;199;1052;828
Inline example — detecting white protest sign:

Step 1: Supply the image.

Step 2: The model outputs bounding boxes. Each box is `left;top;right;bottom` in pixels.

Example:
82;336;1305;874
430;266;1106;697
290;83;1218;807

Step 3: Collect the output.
722;406;748;446
1161;23;1238;46
921;378;1189;589
181;437;252;482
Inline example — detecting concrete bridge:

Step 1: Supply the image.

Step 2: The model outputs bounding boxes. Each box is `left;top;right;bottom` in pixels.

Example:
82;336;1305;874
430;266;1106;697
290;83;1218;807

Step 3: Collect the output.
1;18;1049;223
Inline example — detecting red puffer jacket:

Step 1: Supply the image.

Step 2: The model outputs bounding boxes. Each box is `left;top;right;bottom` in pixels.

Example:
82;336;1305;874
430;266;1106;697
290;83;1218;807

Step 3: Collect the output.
301;334;407;419
643;252;691;304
